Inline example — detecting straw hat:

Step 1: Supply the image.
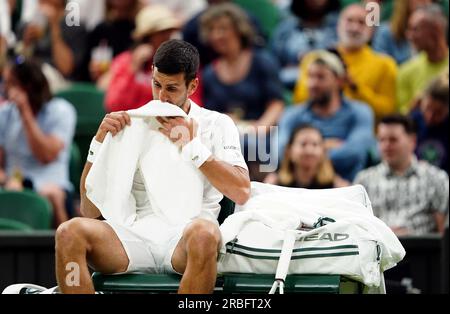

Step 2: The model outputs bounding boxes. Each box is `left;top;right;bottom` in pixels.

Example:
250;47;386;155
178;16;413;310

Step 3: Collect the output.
132;5;180;40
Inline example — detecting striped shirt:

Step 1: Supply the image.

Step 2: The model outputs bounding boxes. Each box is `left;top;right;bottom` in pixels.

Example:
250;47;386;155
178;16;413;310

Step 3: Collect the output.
354;157;449;235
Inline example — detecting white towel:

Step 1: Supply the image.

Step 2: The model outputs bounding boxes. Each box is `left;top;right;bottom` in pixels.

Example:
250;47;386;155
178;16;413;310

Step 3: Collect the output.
85;100;204;226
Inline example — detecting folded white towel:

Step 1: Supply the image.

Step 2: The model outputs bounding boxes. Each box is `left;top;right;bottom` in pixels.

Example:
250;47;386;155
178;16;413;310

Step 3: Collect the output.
85;100;204;226
127;100;187;118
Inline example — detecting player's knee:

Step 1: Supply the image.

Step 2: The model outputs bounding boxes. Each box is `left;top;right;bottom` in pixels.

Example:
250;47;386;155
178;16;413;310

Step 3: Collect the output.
185;220;220;258
55;218;88;252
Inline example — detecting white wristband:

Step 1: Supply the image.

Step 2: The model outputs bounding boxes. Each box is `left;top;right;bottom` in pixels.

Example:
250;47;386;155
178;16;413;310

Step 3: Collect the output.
86;137;102;164
181;137;212;168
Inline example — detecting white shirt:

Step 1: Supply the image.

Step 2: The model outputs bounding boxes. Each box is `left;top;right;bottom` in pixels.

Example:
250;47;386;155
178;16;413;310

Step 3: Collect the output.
132;101;248;222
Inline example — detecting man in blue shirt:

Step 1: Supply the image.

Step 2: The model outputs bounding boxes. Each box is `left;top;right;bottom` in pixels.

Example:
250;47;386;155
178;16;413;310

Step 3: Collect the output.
278;50;375;181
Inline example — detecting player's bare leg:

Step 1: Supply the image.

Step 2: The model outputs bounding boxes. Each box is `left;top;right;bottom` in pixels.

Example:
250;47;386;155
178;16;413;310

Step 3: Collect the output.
55;217;129;294
171;219;221;294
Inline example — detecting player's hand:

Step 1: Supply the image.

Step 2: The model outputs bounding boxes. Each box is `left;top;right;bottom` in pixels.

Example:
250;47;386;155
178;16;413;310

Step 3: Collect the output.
156;116;198;147
95;111;131;142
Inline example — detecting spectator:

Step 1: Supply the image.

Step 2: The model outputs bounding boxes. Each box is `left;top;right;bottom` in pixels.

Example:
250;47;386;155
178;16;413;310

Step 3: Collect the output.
278;50;375;181
354;114;449;236
200;3;284;180
397;4;449;114
15;0;88;80
271;0;341;87
372;0;433;65
182;0;265;67
293;4;398;121
104;5;202;112
86;0;140;84
264;124;349;188
410;71;449;173
0;58;76;226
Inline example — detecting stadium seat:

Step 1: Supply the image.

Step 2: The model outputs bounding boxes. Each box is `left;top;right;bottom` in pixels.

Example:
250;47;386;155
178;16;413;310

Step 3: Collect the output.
69;142;82;195
92;272;362;294
0;217;33;231
0;190;53;230
233;0;281;40
55;83;106;160
90;196;363;294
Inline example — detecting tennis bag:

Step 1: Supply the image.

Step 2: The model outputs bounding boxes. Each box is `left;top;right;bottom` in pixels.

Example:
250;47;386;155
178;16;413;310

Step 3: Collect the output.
217;215;383;293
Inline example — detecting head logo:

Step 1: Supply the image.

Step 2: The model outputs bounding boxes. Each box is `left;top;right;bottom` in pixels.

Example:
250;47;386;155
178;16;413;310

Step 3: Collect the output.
299;232;350;242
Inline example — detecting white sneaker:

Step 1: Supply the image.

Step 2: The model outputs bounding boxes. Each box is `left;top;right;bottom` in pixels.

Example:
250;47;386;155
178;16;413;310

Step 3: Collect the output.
3;284;103;294
2;284;49;294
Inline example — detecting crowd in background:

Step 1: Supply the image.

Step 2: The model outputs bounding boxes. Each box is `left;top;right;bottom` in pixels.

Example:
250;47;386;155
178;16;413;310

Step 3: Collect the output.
0;0;448;236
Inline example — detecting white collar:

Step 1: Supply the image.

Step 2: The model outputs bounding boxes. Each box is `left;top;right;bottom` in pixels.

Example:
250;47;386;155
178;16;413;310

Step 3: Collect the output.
187;99;202;118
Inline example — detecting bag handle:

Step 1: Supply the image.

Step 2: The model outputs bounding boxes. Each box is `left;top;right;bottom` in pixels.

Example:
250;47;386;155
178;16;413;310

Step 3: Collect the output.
269;230;297;294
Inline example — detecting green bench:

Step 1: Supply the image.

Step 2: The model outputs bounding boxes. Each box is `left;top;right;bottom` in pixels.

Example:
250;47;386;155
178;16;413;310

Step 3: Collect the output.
91;197;363;294
92;272;363;294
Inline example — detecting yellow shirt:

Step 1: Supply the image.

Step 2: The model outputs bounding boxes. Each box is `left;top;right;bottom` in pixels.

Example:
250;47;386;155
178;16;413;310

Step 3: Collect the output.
396;52;449;114
293;45;398;120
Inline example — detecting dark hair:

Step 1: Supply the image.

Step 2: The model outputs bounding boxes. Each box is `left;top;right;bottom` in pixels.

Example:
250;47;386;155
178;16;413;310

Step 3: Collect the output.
291;0;340;20
287;124;321;146
153;39;200;86
379;114;417;135
8;57;51;113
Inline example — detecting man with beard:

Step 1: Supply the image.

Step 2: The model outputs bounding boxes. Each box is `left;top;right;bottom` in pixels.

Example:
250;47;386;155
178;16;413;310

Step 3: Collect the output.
53;40;250;294
278;50;375;181
293;3;397;122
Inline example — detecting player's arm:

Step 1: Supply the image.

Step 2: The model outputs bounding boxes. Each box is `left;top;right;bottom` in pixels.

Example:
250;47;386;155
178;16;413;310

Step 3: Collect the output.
79;111;131;218
157;116;251;205
199;160;250;205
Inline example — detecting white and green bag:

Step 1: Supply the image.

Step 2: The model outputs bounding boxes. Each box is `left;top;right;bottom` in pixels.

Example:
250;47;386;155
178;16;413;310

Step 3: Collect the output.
218;217;382;293
217;183;406;294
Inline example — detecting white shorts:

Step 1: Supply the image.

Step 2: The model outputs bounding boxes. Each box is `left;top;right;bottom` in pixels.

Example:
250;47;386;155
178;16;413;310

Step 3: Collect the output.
105;215;189;274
